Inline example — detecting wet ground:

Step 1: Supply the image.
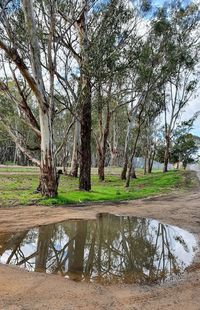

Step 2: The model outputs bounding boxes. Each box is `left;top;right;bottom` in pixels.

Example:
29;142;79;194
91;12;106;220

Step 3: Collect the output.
0;214;197;285
0;171;200;309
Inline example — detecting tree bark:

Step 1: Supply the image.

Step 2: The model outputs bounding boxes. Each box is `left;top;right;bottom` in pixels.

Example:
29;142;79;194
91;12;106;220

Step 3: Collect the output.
97;148;105;181
148;149;155;173
147;157;151;173
110;148;118;166
70;120;80;178
130;165;137;179
109;113;118;167
76;1;92;191
125;118;142;187
121;119;132;180
39;109;57;197
79;79;92;190
144;150;147;175
163;135;170;173
121;156;128;180
96;108;110;182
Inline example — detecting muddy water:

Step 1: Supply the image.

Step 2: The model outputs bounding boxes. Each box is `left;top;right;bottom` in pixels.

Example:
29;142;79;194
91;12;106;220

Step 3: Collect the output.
0;214;197;285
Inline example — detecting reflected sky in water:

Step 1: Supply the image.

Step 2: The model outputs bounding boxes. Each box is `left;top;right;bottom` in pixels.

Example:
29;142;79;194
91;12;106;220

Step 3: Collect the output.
0;214;197;285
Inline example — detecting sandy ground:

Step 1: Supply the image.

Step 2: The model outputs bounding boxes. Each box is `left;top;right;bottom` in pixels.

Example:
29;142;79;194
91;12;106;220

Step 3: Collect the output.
0;177;200;309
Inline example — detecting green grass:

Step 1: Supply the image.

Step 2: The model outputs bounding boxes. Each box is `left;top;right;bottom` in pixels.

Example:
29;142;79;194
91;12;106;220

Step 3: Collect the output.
0;166;39;173
0;167;191;207
0;165;144;174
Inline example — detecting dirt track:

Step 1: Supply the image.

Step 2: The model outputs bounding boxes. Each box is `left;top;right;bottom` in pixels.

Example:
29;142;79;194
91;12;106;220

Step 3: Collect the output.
0;178;200;309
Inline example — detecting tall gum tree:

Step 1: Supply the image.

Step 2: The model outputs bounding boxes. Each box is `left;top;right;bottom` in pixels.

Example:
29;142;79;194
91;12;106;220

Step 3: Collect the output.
152;4;200;172
75;0;92;190
0;0;58;197
23;0;57;196
70;119;80;177
90;0;140;181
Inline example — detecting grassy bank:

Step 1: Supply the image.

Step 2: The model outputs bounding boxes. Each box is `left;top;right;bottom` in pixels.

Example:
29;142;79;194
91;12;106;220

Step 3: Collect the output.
0;168;191;207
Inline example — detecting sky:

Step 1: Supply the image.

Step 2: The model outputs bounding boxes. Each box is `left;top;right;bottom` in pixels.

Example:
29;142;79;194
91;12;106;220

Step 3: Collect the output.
149;0;200;136
183;94;200;136
153;0;190;6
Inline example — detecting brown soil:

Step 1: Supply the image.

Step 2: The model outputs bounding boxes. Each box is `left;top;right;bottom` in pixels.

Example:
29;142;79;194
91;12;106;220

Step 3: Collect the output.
0;186;200;309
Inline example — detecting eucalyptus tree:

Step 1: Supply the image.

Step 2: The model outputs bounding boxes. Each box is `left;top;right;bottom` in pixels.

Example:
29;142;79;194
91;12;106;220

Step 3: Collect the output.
121;29;167;182
125;97;158;187
123;1;200;183
141;119;162;174
53;0;121;188
69;119;80;177
108;106;127;167
151;3;200;172
169;118;200;169
0;0;83;196
120;76;139;180
171;133;199;169
91;0;132;181
91;0;147;181
56;0;143;183
74;0;92;190
0;0;95;195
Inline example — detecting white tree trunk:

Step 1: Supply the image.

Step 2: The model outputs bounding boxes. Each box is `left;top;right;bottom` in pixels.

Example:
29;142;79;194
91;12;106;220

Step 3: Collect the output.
23;0;58;197
39;109;57;197
70;120;80;177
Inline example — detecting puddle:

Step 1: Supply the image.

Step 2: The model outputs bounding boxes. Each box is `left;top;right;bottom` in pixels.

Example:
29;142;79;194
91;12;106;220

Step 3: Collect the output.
0;214;198;285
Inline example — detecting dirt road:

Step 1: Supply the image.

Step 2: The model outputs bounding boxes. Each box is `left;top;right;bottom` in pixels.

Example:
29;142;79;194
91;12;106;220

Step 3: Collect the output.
0;178;200;309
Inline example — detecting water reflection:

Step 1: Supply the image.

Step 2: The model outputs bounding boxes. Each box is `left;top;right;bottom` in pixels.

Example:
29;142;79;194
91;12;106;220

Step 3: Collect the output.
0;214;197;285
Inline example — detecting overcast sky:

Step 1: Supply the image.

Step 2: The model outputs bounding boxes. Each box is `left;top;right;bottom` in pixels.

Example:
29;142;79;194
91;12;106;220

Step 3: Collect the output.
152;0;200;136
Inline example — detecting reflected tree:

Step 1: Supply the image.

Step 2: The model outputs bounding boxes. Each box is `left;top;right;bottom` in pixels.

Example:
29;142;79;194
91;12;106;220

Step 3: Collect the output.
0;215;194;285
